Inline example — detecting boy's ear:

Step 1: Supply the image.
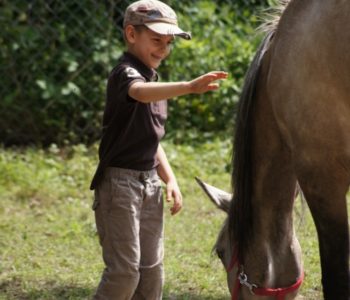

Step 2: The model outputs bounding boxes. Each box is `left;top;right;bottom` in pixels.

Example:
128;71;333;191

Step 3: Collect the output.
124;25;136;44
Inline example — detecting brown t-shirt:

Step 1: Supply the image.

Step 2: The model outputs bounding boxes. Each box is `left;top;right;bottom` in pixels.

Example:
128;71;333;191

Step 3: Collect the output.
90;52;168;190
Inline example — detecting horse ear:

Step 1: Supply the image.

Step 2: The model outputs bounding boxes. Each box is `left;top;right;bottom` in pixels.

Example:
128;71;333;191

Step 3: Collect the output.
195;177;232;213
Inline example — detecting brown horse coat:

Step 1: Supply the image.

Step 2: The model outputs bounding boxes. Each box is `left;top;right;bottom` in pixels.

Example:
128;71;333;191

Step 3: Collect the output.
200;1;350;299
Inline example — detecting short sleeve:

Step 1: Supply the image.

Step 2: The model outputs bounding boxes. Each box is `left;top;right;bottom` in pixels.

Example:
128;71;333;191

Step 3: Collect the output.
114;65;146;96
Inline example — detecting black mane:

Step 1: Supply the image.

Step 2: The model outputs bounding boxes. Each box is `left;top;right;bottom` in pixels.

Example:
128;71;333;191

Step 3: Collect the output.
228;29;276;262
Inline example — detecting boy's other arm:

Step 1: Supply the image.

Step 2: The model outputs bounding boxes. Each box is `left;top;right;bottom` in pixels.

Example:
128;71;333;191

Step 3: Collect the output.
156;144;182;215
128;71;228;103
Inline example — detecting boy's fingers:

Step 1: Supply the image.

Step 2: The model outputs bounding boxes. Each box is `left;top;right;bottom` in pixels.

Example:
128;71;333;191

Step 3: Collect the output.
208;71;228;78
171;203;181;215
203;72;228;83
202;74;217;82
207;83;219;90
166;188;172;202
171;194;182;215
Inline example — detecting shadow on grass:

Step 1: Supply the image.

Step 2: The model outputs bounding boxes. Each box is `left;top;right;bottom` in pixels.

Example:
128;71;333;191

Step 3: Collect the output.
163;288;230;300
0;278;230;300
164;295;229;300
0;278;93;300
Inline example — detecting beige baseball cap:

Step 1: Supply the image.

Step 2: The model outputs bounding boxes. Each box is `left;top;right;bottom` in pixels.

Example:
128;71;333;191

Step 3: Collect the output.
123;0;191;40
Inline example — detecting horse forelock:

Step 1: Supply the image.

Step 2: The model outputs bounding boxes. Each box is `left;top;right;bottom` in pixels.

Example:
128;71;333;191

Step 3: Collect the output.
227;1;291;262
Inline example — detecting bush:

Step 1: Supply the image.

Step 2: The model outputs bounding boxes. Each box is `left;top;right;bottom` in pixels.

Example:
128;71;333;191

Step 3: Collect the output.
0;0;270;146
0;1;124;145
163;1;265;141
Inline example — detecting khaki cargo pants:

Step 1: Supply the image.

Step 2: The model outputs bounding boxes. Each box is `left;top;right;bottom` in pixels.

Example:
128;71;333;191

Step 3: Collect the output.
93;167;164;300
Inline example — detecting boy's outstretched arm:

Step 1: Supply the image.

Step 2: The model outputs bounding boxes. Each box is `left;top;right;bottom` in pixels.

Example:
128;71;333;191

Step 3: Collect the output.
156;144;182;215
129;71;228;103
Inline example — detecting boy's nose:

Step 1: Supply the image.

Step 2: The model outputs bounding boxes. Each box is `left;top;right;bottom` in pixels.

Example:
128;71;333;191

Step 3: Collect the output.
159;44;167;51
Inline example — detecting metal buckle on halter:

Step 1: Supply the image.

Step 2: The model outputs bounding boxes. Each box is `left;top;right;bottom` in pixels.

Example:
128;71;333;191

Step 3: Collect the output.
238;271;258;295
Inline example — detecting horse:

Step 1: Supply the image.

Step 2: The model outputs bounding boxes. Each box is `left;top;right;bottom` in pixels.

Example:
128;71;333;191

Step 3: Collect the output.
197;0;350;299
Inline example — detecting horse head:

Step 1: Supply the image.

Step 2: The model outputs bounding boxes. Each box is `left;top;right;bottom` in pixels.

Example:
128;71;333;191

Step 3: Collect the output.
195;178;238;295
196;177;305;300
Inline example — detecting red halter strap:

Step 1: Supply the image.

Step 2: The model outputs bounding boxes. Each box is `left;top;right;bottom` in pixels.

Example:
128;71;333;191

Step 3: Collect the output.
251;272;304;300
227;252;304;300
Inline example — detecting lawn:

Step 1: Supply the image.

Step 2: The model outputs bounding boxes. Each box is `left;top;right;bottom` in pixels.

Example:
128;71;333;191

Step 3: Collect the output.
0;139;345;299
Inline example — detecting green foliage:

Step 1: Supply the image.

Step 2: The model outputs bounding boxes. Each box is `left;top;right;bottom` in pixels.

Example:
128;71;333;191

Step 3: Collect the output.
162;1;264;140
0;0;271;145
0;141;328;299
0;1;123;146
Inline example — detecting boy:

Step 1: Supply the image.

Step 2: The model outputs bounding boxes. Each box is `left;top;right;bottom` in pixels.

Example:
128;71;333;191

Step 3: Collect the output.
90;0;228;299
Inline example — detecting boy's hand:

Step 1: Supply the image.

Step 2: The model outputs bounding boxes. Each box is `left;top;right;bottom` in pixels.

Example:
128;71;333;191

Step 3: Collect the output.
166;180;183;215
189;71;228;94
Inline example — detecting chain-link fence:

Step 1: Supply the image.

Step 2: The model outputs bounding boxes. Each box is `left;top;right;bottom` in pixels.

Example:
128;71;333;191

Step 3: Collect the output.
1;1;128;145
0;0;269;146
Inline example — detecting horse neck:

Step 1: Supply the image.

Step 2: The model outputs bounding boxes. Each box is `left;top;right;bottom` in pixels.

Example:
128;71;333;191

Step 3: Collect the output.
229;15;303;288
243;59;302;287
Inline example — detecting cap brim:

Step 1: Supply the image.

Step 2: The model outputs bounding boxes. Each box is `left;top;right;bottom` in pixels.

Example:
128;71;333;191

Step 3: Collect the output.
145;23;191;40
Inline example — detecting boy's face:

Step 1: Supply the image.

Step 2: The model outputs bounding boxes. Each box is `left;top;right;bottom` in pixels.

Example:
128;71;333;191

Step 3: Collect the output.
126;25;174;69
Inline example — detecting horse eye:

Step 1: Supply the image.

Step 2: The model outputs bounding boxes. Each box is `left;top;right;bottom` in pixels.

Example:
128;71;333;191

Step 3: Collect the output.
216;249;225;260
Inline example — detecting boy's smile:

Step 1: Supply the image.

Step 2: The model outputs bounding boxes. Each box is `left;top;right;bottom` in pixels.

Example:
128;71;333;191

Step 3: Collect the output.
127;26;174;69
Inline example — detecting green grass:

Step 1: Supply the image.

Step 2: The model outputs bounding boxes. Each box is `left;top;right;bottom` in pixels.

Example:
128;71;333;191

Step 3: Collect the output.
0;140;347;299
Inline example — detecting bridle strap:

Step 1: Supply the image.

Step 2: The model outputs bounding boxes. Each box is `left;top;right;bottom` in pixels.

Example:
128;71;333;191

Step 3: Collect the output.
227;250;238;272
253;271;304;300
232;272;241;300
228;252;304;300
226;250;241;300
232;275;241;300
